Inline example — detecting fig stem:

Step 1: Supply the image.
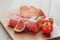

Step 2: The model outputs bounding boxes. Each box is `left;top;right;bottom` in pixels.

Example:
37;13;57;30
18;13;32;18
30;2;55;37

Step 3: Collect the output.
49;18;53;20
46;22;48;26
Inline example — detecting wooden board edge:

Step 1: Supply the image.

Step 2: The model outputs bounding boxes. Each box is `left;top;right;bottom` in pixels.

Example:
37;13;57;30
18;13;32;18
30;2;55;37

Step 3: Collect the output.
0;21;13;40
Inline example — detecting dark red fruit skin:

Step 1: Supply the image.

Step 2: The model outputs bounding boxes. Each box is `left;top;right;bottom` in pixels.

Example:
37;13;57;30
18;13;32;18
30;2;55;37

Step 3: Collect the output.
43;20;53;25
39;9;46;18
26;20;39;33
9;16;19;27
41;24;53;34
42;19;53;34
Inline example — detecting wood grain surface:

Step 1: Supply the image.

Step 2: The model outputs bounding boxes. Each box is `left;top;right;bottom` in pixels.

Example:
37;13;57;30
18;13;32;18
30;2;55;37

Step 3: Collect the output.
0;10;60;40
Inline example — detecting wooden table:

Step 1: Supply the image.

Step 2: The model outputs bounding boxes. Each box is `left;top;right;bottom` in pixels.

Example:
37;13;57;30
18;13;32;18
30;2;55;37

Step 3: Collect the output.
0;23;11;40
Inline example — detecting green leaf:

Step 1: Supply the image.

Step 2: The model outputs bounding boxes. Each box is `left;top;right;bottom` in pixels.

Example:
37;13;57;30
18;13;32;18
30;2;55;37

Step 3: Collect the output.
35;15;39;20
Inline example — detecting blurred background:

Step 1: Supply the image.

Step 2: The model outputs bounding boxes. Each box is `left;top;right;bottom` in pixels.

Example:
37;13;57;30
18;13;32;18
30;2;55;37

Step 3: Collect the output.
0;0;51;17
